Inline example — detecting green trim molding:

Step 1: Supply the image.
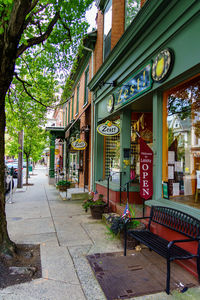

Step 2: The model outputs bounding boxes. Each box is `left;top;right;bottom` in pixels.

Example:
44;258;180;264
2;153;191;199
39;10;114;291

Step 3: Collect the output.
145;199;200;221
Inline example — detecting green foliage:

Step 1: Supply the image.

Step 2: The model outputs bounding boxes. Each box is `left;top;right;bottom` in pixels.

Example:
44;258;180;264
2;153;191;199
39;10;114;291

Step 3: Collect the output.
56;180;71;187
109;204;140;236
82;193;105;212
125;0;140;28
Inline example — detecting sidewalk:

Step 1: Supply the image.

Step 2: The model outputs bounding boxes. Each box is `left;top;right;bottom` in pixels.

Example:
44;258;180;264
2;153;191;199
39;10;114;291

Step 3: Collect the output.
1;166;200;300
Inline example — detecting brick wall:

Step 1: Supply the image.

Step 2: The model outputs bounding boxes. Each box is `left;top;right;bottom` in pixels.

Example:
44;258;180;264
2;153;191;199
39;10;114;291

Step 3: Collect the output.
111;0;125;49
94;10;103;74
68;56;92;190
141;0;146;7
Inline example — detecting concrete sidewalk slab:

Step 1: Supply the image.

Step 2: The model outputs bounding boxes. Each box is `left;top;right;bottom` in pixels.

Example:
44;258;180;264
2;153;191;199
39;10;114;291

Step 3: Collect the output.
8;217;55;236
56;225;93;247
8;232;58;246
41;244;79;284
0;278;86;300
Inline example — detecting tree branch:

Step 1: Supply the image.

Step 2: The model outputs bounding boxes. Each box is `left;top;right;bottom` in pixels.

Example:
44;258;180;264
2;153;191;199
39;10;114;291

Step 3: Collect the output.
7;0;32;38
17;12;60;58
14;72;48;108
58;16;72;41
23;3;48;31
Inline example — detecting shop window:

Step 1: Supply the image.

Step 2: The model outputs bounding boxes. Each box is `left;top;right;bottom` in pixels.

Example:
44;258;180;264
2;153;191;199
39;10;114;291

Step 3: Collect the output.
65;105;68;125
125;0;141;29
163;76;200;202
130;112;153;181
104;120;120;181
71;95;74;120
76;83;80;115
68;101;71;123
84;67;89;106
103;0;112;60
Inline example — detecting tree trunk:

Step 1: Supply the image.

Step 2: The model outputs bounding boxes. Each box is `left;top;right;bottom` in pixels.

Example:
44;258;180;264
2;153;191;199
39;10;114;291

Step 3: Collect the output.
0;31;18;255
0;92;16;256
26;155;29;185
17;130;24;188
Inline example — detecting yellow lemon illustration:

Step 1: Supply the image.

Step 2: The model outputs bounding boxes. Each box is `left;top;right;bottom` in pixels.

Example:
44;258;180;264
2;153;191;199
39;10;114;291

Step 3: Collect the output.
106;121;112;127
156;57;165;77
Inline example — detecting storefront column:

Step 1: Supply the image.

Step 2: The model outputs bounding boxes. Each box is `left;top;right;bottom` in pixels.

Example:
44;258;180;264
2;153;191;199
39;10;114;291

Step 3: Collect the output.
49;134;55;184
153;91;163;200
120;109;131;186
63;140;66;174
94;102;104;187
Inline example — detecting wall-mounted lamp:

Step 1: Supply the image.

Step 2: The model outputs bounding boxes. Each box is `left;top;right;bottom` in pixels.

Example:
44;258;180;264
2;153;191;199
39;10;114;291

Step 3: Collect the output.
80;125;90;133
99;80;117;89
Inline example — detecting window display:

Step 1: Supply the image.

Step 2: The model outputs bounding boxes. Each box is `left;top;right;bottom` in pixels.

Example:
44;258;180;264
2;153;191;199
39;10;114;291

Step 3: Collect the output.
104;120;120;182
164;76;200;201
131;112;153;182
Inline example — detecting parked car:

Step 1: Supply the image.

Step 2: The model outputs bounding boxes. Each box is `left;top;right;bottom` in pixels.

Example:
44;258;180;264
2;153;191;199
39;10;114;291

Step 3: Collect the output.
7;163;18;178
4;165;14;194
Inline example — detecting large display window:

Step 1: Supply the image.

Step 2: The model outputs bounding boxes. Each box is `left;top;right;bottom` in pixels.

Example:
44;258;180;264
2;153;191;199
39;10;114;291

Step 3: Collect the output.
163;76;200;204
104;119;120;182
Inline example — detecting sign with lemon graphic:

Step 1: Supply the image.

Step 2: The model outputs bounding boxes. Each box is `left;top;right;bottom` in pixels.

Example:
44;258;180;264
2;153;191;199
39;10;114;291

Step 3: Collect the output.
115;63;152;109
152;48;174;82
71;139;87;150
97;120;120;136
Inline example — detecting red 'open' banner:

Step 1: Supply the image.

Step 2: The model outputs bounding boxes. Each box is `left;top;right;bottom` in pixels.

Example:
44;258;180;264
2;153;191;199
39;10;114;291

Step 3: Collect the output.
140;137;153;200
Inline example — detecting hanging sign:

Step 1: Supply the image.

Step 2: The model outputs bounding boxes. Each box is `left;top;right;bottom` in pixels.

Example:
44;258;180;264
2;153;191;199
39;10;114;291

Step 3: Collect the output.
71;139;87;150
107;94;115;113
115;63;152;108
140;137;153;200
55;149;59;155
152;48;174;83
97;120;120;136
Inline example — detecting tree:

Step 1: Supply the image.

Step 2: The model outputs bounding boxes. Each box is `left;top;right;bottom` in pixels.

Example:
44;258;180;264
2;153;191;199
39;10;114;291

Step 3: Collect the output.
0;0;93;256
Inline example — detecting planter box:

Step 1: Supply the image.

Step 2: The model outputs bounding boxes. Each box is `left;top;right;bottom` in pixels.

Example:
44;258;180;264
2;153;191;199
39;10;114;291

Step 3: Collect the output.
120;223;146;250
58;185;68;191
90;204;107;219
69;182;76;188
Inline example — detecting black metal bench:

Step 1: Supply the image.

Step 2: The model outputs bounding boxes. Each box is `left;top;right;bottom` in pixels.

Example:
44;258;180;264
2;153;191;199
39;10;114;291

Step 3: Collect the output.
124;205;200;294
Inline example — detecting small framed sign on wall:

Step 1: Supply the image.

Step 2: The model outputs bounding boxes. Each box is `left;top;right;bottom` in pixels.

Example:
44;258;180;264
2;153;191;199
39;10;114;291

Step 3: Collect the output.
163;182;169;199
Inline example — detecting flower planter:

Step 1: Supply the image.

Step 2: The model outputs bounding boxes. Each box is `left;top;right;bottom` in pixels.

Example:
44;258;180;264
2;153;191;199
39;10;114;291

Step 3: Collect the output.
69;182;75;188
90;203;107;219
58;185;68;192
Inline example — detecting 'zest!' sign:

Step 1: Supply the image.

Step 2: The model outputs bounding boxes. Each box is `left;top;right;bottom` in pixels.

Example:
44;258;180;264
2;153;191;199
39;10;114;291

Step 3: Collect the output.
140;138;153;200
97;120;120;136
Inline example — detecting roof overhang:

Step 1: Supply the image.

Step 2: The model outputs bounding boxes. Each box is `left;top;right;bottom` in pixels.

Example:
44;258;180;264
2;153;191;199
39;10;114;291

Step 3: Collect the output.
46;127;65;138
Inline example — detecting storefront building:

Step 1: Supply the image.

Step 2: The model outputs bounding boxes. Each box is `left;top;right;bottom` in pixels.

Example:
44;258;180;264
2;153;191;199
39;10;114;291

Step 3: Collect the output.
62;31;97;190
89;0;200;276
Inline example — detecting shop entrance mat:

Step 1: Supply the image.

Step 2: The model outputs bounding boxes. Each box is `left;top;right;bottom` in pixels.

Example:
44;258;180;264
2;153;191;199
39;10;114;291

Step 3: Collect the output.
87;250;198;299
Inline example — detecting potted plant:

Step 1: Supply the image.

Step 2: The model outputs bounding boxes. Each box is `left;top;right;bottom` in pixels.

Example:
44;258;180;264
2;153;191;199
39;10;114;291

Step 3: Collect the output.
56;180;71;191
82;192;107;219
108;204;145;249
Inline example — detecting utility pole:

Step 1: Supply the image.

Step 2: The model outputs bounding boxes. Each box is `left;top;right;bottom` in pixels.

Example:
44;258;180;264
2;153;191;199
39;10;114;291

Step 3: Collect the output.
17;130;23;188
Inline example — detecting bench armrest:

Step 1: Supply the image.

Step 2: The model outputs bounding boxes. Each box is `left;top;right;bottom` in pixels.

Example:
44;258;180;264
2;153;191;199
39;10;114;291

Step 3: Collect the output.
167;238;198;249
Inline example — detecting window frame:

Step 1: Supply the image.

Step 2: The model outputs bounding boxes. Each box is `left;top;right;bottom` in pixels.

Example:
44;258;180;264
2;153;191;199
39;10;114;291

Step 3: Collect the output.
68;100;71;123
71;95;74;120
76;83;80;116
103;0;112;61
83;66;89;107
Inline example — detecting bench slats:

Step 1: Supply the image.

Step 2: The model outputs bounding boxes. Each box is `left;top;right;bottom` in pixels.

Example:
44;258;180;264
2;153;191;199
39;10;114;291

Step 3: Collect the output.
128;230;194;260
